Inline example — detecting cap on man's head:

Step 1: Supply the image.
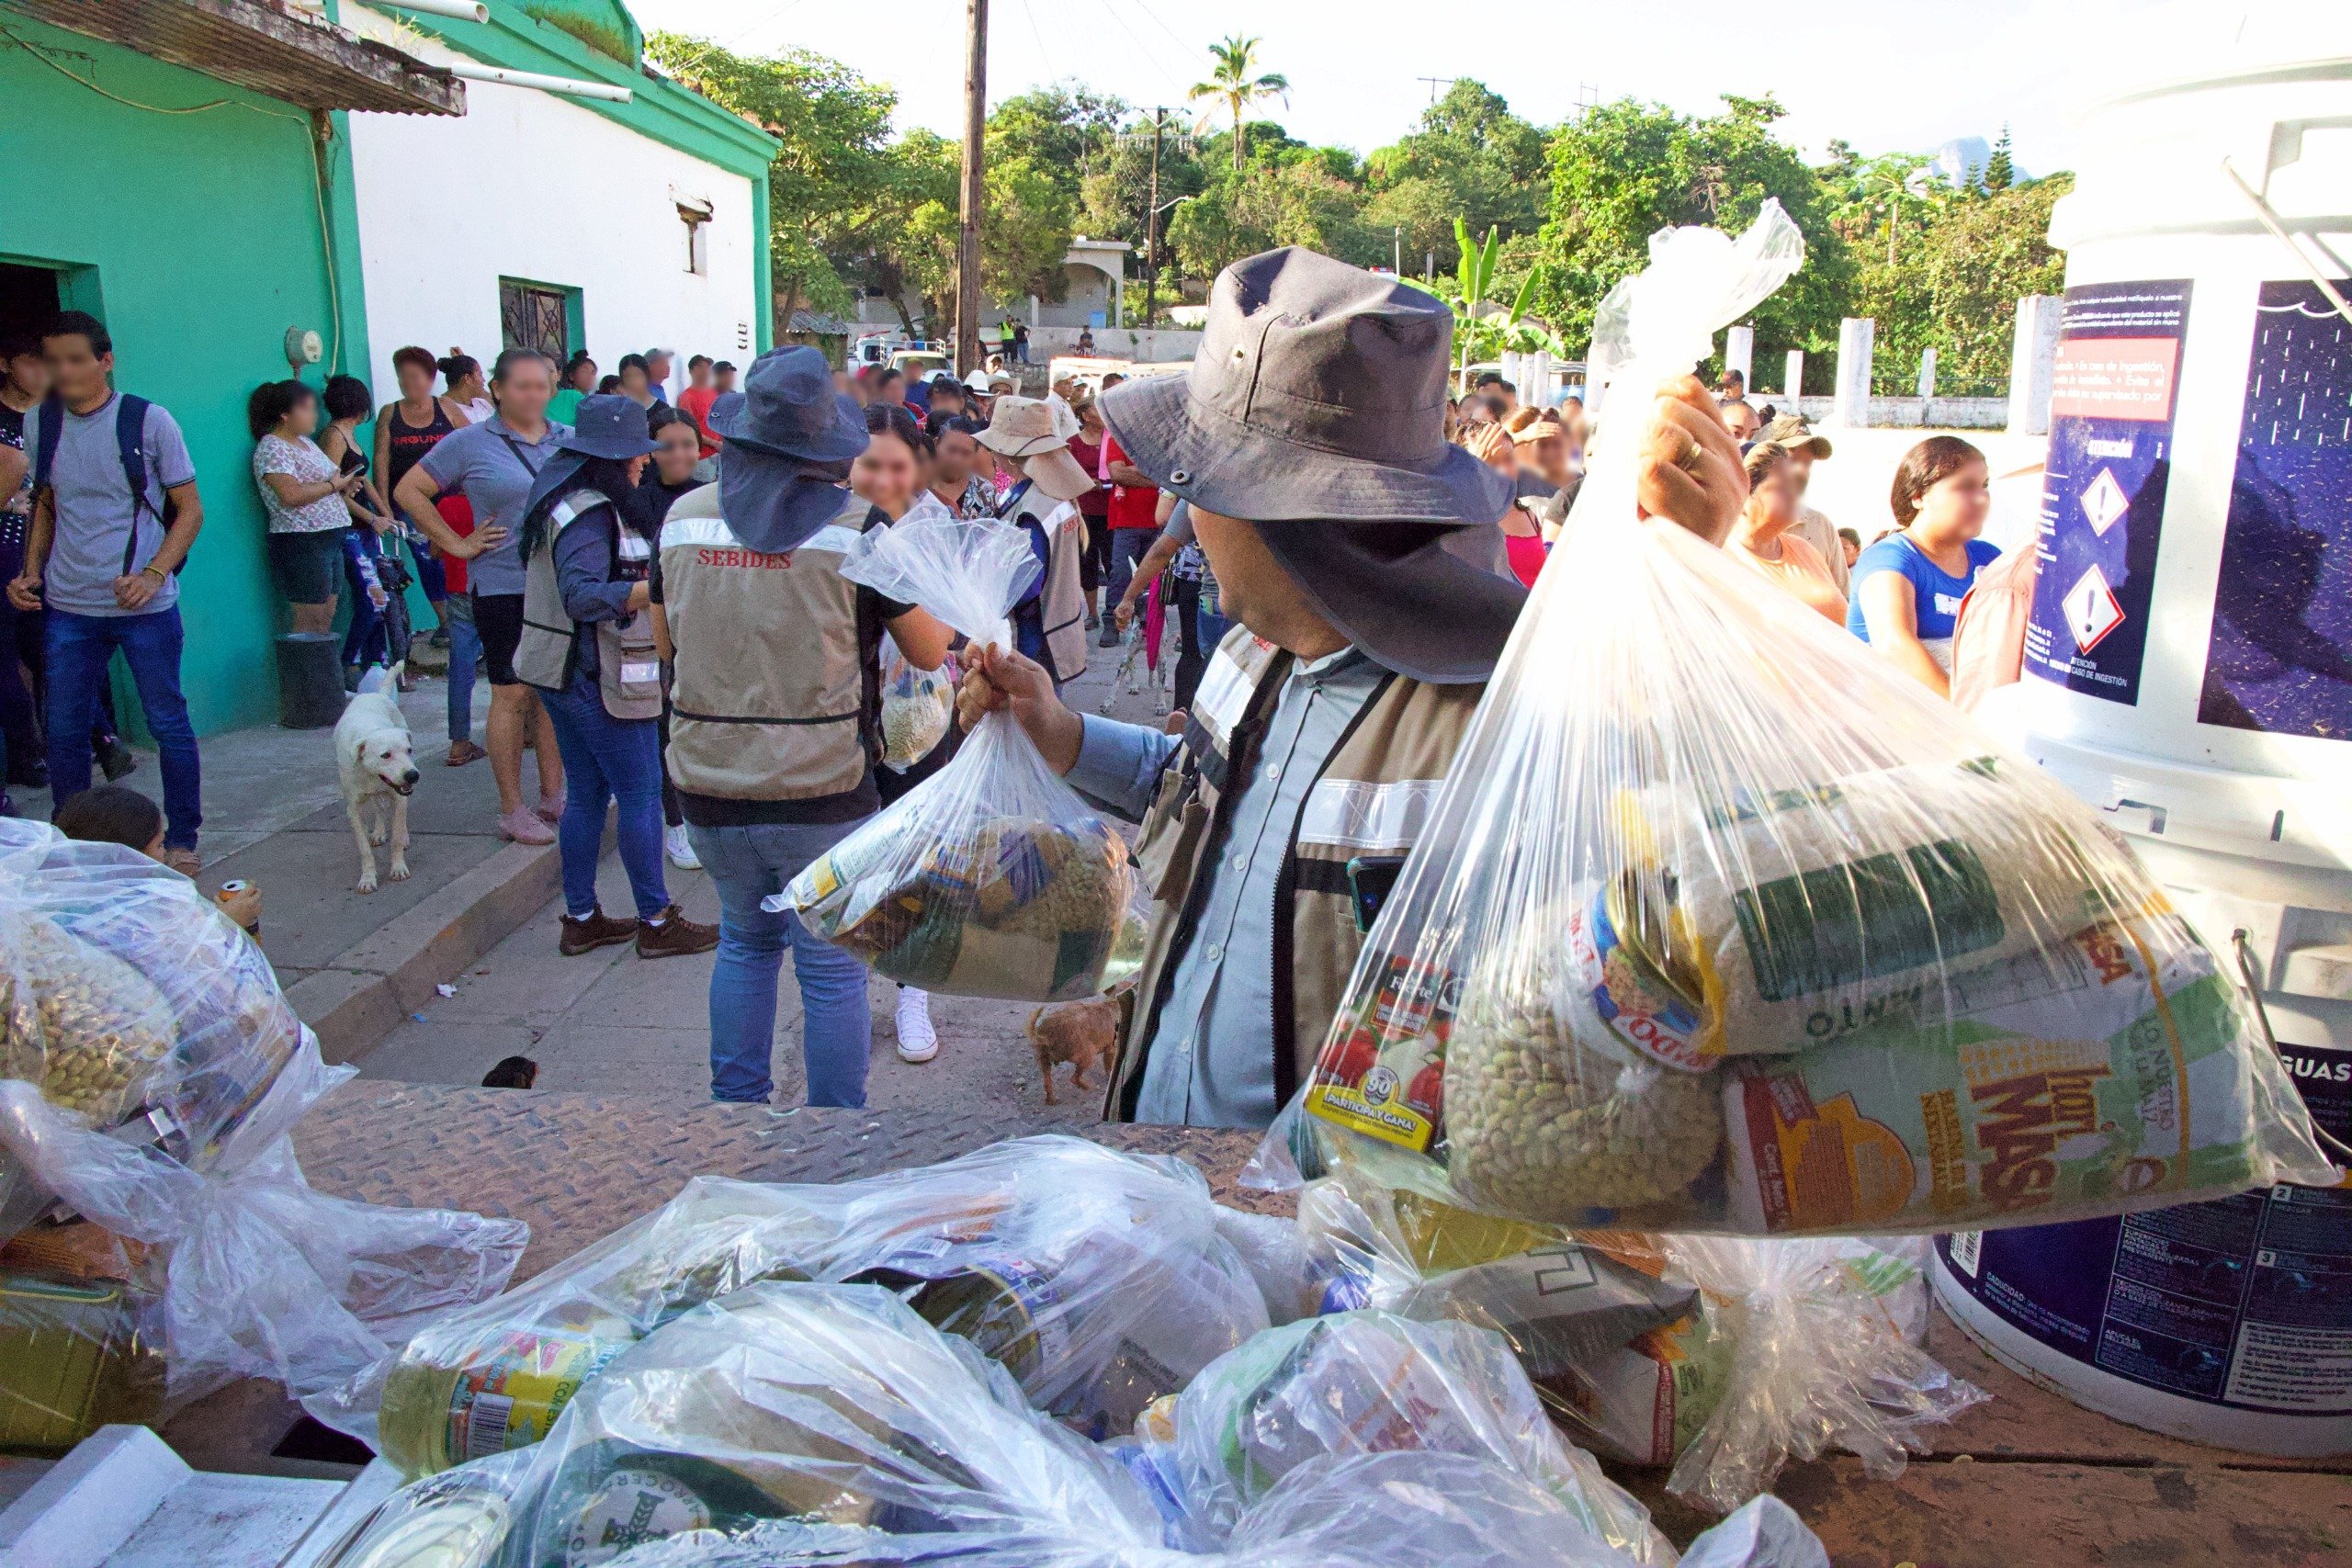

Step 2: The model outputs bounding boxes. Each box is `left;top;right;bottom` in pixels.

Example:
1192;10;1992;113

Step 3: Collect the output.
1757;413;1832;459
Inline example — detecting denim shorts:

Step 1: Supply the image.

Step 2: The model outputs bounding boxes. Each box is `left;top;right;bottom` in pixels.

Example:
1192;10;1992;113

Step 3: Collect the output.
267;527;343;604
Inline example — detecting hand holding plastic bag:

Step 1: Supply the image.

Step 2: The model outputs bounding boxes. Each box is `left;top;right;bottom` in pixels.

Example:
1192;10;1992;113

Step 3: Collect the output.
783;515;1138;1001
1294;204;2335;1235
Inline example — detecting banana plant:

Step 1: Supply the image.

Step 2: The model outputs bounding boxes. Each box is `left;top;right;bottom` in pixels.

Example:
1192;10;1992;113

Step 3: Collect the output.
1439;218;1553;380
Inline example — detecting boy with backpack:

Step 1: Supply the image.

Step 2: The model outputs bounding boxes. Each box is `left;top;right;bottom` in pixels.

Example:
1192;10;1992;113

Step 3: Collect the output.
5;310;206;872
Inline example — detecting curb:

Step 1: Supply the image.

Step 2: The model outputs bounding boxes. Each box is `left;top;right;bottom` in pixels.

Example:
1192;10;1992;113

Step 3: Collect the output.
284;840;563;1064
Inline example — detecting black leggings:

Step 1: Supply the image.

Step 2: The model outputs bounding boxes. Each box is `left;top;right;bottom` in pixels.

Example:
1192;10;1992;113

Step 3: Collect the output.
1172;575;1206;716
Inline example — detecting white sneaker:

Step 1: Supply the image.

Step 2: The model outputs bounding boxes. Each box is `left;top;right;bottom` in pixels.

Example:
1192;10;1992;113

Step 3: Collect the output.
664;824;700;870
895;989;940;1063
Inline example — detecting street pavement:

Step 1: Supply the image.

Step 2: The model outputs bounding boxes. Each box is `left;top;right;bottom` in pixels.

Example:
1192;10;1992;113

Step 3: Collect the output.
354;610;1184;1122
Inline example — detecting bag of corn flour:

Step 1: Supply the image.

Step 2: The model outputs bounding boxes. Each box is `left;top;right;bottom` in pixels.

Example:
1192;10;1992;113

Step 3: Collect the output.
1287;203;2335;1235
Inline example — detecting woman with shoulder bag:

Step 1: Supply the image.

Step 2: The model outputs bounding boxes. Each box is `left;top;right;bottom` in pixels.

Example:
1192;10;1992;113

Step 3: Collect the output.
514;395;717;961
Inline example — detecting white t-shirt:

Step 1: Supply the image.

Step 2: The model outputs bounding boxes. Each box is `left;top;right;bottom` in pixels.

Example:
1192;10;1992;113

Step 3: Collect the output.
253;434;350;535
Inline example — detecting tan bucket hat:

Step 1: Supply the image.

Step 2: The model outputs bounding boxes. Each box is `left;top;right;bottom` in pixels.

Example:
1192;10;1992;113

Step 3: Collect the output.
976;396;1095;502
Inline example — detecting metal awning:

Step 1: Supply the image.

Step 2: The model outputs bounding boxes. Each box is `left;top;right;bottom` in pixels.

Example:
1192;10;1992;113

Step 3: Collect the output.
8;0;464;115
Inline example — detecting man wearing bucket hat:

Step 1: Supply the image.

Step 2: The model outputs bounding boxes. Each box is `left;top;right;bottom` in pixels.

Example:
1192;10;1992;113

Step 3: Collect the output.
975;395;1094;684
956;246;1748;1128
651;347;955;1109
511;395;718;962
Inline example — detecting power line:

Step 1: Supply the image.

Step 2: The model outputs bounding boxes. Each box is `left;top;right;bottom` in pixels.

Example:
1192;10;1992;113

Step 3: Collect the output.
1097;0;1193;96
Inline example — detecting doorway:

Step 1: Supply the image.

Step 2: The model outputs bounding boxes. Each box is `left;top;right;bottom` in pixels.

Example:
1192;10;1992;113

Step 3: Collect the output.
0;262;62;352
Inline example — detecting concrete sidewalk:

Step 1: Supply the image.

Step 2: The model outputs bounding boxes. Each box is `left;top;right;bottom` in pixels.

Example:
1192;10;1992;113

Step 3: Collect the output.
6;654;563;1061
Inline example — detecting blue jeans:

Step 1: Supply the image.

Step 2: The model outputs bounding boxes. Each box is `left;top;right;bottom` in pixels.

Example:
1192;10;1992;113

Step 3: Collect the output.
443;594;481;743
1104;528;1156;624
44;606;200;849
538;672;669;921
692;819;871;1108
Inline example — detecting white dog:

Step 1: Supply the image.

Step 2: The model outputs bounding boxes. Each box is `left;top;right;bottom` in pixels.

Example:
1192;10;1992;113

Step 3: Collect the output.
335;669;420;893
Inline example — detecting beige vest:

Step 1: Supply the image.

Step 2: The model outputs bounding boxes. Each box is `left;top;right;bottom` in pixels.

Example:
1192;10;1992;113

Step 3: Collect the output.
1002;486;1090;682
515;491;660;717
660;485;878;802
1107;626;1485;1122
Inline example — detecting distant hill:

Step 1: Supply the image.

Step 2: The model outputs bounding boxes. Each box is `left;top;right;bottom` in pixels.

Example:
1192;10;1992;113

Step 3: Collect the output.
1932;136;1993;186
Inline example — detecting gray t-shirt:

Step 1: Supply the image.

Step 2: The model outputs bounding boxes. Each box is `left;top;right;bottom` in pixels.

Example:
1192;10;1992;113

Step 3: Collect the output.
22;394;195;617
417;415;569;597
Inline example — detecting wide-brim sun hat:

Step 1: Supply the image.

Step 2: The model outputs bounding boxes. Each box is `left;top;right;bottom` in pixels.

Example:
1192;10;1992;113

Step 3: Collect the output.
978;396;1096;502
557;393;662;460
1099;247;1513;526
710;345;868;465
708;347;869;554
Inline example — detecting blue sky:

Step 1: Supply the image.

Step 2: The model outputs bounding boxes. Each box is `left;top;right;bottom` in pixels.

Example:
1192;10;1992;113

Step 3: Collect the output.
631;0;2335;174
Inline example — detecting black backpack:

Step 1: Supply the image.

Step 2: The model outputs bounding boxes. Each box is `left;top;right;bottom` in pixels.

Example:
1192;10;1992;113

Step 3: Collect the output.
28;391;181;577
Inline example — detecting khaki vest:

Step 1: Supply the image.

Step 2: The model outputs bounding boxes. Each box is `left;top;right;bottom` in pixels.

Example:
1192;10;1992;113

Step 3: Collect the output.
660;485;879;802
515;491;659;718
1001;486;1090;682
1107;626;1485;1122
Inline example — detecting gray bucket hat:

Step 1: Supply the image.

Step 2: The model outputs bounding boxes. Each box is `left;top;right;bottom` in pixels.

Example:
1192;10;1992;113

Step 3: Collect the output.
709;346;868;554
520;393;661;521
1099;247;1512;525
1099;247;1525;684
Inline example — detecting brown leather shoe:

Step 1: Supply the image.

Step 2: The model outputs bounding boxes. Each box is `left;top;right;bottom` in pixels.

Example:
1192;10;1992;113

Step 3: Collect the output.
636;904;718;960
559;908;638;956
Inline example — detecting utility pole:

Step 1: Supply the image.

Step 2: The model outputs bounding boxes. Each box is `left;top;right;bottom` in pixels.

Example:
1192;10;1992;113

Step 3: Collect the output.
1146;107;1164;331
1393;225;1402;276
1120;107;1193;331
955;0;988;377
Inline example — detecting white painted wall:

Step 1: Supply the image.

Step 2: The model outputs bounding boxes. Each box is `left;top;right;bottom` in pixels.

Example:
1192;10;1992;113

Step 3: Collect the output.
344;24;759;407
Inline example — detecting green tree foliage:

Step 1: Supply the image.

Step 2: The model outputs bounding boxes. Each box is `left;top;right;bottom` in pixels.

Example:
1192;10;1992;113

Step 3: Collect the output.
1167;155;1373;277
1538;94;1856;380
1983;126;2016;192
901;156;1079;330
988;84;1127;202
1851;173;2071;393
1364;80;1547;272
1189;35;1290;171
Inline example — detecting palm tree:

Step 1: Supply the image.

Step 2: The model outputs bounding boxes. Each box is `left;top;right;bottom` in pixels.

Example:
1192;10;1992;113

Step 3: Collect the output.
1189;35;1289;172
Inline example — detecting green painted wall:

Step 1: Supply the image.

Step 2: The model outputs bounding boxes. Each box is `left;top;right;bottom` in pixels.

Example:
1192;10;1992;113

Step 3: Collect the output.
0;15;360;736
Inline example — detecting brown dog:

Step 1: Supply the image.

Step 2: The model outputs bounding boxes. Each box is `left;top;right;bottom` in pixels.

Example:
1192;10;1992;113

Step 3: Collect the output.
1027;996;1119;1106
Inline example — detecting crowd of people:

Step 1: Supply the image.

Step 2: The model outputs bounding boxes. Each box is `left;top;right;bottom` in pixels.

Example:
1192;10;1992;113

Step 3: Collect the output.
0;243;2011;1131
1448;359;2004;700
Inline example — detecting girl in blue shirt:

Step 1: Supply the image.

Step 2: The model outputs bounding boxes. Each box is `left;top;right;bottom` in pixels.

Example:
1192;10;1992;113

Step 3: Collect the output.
1847;435;1997;698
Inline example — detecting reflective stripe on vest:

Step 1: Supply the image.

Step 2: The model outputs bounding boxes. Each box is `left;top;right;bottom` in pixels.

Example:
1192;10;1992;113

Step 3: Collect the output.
1294;777;1444;855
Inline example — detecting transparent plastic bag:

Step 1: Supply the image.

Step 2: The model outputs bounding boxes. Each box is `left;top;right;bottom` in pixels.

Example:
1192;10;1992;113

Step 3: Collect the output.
1293;205;2335;1235
0;1083;525;1416
0;820;319;1228
323;1292;1831;1568
1148;1308;1670;1563
356;1135;1270;1475
782;514;1137;1002
1645;1235;1985;1514
1272;1177;1980;1513
316;1281;1168;1568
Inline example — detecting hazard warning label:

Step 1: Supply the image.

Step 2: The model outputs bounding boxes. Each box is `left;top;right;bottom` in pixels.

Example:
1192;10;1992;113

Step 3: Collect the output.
2062;565;2125;652
2081;468;2130;536
2026;279;2192;705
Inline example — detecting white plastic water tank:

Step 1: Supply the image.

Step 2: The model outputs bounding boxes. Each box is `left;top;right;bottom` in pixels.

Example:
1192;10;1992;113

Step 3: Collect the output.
1948;26;2352;1458
1998;47;2352;1056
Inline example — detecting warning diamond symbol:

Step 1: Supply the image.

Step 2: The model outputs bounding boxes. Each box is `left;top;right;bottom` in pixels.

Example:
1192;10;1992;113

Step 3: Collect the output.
2063;564;2125;653
2081;468;2130;536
